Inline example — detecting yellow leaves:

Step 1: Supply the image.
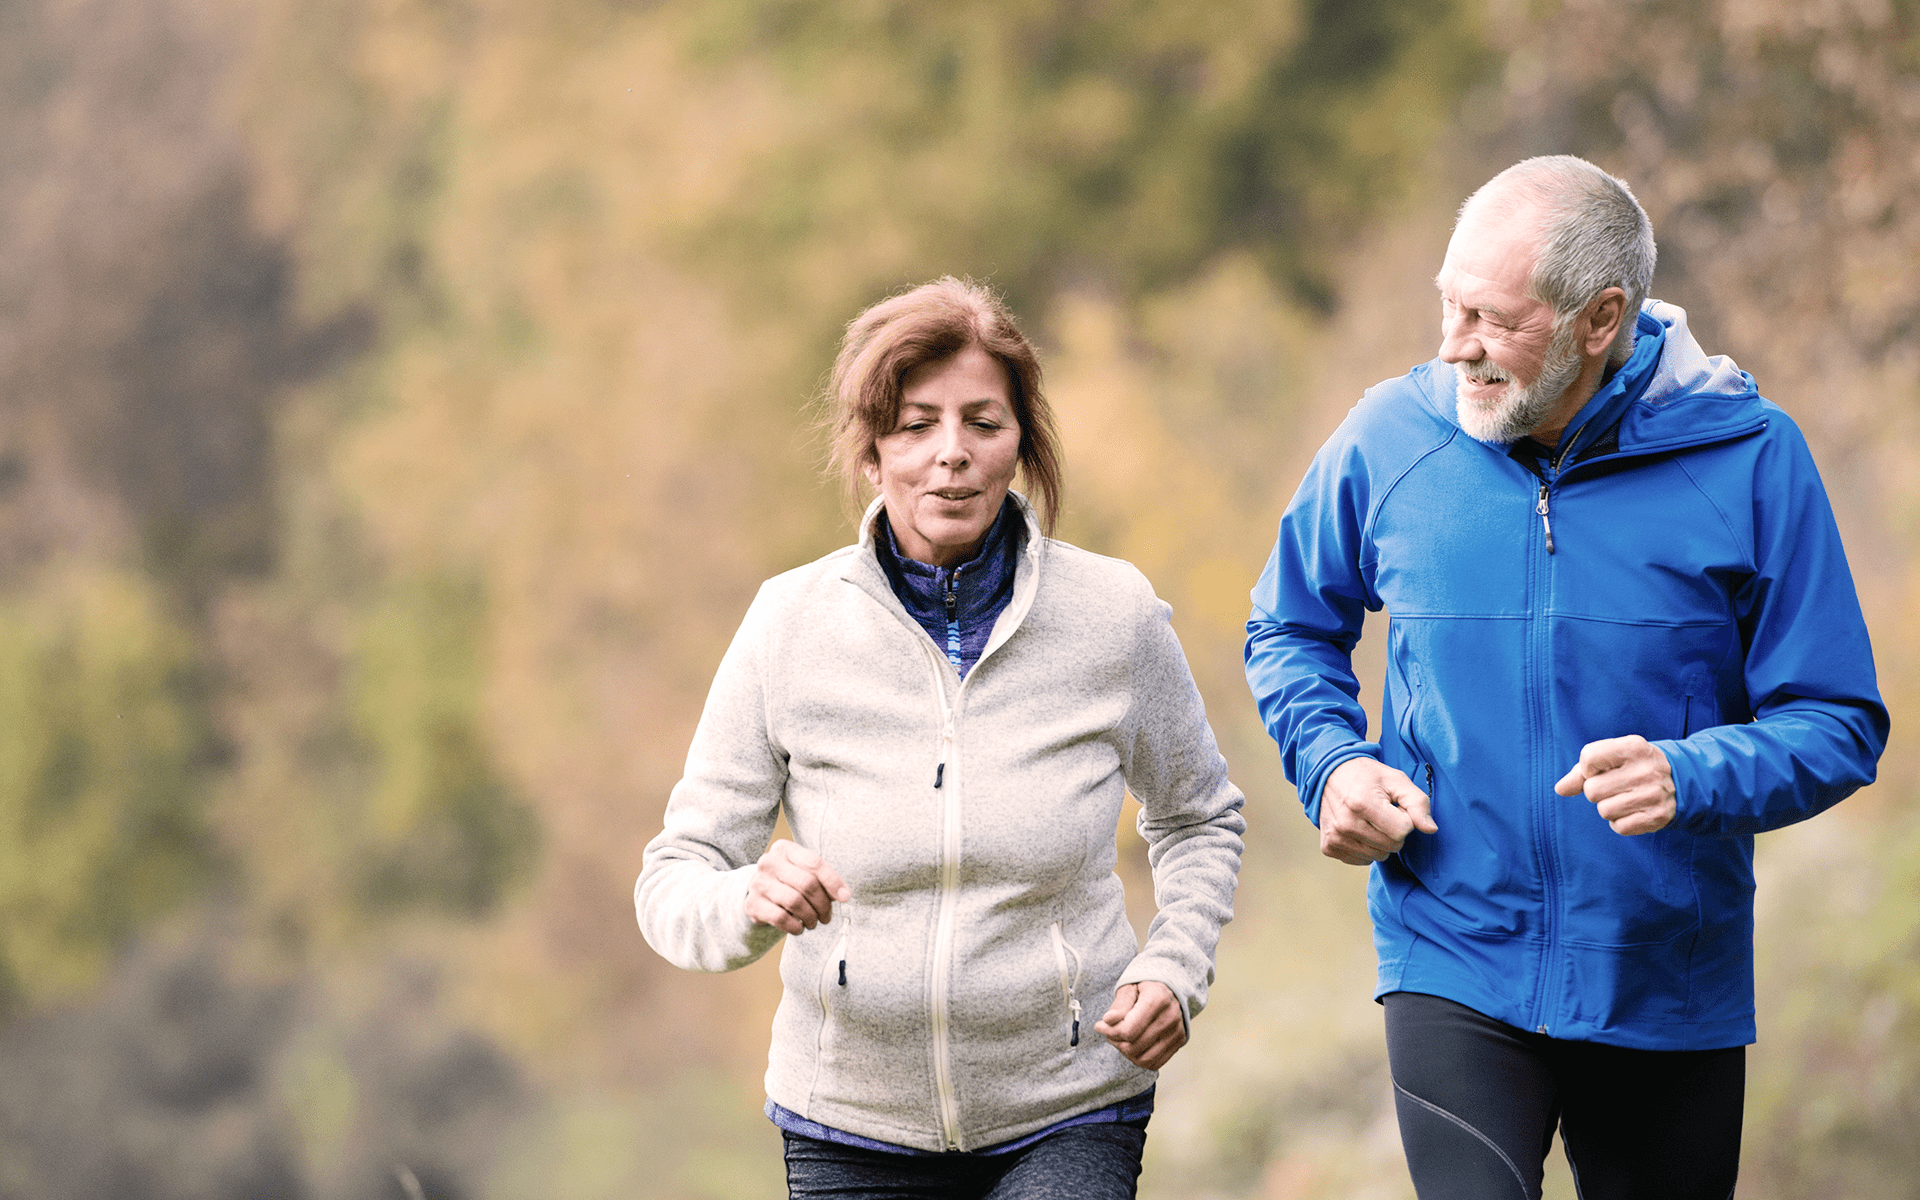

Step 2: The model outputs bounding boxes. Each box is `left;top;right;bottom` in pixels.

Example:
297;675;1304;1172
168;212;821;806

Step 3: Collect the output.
1047;254;1318;661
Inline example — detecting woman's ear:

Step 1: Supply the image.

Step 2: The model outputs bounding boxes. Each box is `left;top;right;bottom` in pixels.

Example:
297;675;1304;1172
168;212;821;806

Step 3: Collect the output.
861;455;880;487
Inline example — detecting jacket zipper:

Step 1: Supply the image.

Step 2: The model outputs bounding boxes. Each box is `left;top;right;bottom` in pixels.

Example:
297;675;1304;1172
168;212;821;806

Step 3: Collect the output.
920;644;965;1150
943;577;961;670
1529;449;1568;1035
1049;923;1085;1048
895;524;1041;1152
1533;429;1579;555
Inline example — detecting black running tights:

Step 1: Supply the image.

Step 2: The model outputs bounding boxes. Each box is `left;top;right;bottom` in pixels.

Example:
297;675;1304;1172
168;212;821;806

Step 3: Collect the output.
1383;991;1744;1200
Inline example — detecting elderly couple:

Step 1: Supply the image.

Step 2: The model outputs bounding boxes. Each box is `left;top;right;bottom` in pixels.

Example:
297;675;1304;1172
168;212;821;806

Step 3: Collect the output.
636;157;1888;1200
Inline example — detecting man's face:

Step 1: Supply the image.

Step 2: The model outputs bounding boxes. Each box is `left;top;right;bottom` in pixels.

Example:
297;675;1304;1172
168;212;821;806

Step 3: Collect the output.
1434;197;1577;445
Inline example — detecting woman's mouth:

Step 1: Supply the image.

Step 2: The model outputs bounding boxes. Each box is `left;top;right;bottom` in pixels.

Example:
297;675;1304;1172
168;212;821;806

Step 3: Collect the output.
930;488;979;502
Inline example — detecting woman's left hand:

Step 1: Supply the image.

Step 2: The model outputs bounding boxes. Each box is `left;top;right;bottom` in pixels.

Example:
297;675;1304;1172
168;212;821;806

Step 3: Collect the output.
1094;981;1187;1070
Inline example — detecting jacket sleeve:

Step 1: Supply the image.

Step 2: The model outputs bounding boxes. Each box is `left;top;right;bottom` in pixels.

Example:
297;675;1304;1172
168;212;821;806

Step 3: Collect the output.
1243;429;1385;825
1114;584;1246;1026
634;584;790;971
1658;423;1889;835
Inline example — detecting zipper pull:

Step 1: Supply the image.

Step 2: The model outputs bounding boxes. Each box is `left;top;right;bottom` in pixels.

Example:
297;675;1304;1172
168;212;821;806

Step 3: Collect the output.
1069;998;1082;1047
838;959;847;986
934;721;954;787
1536;483;1556;555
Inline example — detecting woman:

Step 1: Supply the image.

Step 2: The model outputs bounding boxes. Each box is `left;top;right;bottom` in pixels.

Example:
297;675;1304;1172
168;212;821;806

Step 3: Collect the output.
636;277;1244;1199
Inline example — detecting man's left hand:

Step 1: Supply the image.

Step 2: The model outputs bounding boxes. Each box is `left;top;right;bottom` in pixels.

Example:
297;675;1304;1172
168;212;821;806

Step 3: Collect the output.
1554;734;1676;835
1095;981;1187;1070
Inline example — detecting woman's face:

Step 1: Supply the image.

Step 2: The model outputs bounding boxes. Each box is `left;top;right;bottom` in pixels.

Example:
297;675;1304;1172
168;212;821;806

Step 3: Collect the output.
865;343;1022;567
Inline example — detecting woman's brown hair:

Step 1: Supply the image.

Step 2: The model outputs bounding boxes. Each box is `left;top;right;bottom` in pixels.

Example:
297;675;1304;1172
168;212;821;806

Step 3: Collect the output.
826;277;1063;534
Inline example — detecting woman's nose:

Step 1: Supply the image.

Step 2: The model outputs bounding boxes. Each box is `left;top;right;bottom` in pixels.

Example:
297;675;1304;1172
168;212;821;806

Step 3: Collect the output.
936;423;969;468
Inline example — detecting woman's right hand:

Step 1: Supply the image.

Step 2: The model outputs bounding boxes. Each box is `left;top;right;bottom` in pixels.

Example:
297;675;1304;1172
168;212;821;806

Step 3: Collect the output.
745;839;851;935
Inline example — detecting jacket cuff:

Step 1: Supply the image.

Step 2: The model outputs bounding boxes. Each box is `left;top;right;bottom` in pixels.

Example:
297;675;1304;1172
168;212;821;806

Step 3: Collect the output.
728;865;786;963
1301;743;1384;826
1653;736;1717;836
1116;959;1197;1037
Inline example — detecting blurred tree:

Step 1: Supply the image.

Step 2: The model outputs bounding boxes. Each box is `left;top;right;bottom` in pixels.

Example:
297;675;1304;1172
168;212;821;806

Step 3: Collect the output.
684;0;1487;321
350;571;540;917
0;566;207;1010
7;0;1914;1193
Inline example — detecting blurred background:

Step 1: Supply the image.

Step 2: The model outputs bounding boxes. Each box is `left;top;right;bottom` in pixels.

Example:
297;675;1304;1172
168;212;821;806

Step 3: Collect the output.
0;0;1915;1196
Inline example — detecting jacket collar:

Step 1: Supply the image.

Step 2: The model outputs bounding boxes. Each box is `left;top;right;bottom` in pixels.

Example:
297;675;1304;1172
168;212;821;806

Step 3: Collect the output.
843;491;1047;672
871;497;1021;632
1432;300;1766;462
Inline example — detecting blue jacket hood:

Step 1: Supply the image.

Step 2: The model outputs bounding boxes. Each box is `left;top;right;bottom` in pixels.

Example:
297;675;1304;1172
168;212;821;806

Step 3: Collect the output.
1427;301;1764;461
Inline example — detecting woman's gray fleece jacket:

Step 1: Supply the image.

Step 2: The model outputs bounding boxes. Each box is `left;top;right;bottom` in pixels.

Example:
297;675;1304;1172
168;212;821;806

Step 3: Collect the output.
636;494;1245;1153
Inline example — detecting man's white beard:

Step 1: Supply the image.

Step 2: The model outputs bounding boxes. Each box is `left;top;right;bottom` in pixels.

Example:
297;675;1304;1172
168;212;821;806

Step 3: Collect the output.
1455;320;1584;445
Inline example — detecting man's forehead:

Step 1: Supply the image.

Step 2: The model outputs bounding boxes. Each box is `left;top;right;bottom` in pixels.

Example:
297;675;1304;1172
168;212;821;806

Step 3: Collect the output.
1437;199;1544;302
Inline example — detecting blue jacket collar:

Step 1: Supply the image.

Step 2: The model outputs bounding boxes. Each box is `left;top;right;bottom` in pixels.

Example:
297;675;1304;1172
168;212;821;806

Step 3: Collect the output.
1436;301;1766;463
1540;309;1667;464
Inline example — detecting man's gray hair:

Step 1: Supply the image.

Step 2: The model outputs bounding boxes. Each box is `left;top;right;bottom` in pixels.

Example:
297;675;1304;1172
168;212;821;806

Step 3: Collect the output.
1464;156;1656;367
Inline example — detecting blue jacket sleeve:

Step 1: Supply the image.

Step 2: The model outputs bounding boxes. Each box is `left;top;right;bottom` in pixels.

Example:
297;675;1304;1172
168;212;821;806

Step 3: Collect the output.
1657;422;1889;835
1244;430;1385;826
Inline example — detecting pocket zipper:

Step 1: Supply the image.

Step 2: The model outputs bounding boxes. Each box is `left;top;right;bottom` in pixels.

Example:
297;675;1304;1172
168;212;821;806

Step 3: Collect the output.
815;926;849;1059
837;903;851;986
1049;923;1084;1048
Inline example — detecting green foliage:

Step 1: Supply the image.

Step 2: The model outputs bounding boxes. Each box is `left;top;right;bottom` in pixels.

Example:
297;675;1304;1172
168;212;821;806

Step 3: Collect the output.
0;565;208;1008
681;0;1488;320
347;571;538;917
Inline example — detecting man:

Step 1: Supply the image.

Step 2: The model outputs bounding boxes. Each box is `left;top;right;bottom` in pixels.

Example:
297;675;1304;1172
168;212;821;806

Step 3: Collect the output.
1244;155;1888;1199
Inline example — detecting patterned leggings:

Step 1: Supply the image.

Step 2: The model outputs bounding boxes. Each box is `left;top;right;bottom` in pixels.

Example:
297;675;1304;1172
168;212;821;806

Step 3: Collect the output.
782;1121;1146;1200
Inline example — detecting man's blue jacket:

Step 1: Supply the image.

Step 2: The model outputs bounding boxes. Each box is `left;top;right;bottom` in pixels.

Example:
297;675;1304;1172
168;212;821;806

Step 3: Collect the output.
1245;302;1889;1050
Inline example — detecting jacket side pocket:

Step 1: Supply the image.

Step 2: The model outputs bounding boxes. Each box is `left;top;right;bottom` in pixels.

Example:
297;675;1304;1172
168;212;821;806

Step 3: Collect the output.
815;926;849;1062
1395;662;1435;877
1680;664;1717;738
1049;922;1084;1049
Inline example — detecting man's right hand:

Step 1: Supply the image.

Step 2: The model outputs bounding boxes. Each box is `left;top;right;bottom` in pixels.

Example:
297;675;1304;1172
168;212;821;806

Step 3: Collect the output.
745;839;850;934
1318;758;1438;865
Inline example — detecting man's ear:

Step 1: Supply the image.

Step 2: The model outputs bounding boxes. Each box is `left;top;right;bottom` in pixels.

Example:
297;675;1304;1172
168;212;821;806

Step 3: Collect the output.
1582;288;1629;358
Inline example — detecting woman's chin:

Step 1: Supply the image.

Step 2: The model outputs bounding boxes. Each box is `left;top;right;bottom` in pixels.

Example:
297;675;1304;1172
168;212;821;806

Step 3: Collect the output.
904;517;989;565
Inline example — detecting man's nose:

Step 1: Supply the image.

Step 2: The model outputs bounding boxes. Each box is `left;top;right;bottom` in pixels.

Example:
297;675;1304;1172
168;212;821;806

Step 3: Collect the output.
1438;315;1480;365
